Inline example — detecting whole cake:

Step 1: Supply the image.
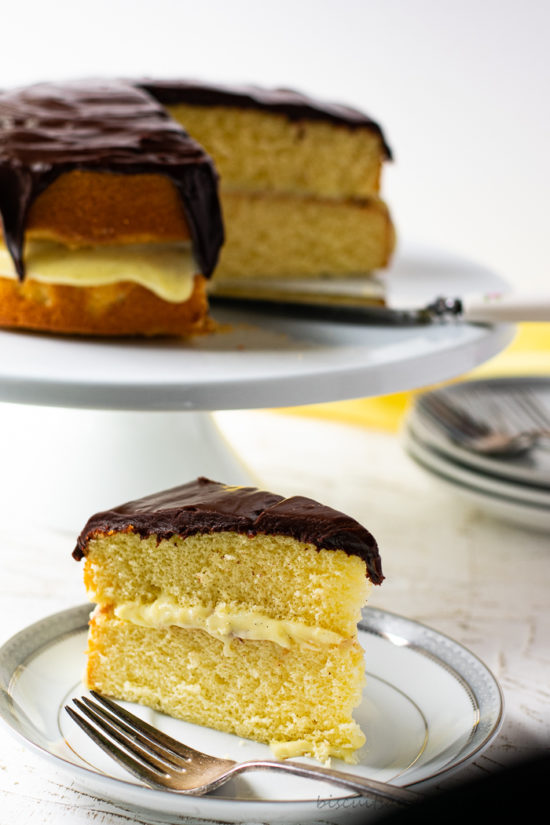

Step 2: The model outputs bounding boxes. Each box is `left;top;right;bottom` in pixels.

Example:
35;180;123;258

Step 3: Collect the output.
140;80;395;289
73;477;384;763
0;78;393;336
0;79;224;336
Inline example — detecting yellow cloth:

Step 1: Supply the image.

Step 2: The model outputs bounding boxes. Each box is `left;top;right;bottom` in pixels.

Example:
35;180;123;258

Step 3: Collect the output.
277;323;550;433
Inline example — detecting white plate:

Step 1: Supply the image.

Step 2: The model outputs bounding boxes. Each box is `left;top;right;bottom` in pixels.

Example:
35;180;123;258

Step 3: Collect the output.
0;604;503;824
408;377;550;489
0;242;513;410
404;429;550;533
405;421;550;507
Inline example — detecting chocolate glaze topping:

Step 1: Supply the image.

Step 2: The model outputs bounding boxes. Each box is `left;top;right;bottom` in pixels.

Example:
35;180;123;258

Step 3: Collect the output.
138;79;392;159
0;79;224;279
73;476;384;585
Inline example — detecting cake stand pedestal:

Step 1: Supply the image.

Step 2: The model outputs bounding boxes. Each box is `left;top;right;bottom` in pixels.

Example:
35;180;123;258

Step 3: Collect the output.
0;242;514;533
0;406;254;533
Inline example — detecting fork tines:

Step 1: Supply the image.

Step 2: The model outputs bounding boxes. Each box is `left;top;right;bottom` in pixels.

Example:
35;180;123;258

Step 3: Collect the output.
65;692;421;802
65;692;197;787
417;393;491;439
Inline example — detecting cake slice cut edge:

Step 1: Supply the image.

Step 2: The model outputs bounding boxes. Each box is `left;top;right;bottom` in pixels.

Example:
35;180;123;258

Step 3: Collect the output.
73;477;383;763
141;79;396;292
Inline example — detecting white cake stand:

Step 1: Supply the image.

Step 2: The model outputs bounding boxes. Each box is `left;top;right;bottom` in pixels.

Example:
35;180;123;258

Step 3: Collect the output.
0;242;514;531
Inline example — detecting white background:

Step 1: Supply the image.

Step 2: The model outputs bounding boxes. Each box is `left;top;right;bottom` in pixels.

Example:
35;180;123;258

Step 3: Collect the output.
1;0;549;291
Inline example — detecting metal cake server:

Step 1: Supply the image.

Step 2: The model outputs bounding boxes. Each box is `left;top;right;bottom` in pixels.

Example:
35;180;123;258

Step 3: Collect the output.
210;284;550;325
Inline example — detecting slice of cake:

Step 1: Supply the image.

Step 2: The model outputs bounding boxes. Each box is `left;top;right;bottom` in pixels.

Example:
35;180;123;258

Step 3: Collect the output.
139;80;395;291
0;79;224;336
73;477;383;763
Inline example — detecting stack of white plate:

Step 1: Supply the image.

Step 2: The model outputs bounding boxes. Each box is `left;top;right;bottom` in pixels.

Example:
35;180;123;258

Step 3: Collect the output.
403;376;550;532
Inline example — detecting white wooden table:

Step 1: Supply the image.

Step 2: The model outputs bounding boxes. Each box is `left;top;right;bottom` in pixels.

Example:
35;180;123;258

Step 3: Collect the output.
0;409;548;824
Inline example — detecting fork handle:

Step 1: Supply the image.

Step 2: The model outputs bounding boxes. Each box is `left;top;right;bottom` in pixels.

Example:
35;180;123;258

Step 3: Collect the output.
461;292;550;323
234;759;421;804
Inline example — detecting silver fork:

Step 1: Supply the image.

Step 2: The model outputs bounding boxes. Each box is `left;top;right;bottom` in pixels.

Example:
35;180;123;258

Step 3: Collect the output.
417;392;550;457
65;692;420;805
458;385;550;435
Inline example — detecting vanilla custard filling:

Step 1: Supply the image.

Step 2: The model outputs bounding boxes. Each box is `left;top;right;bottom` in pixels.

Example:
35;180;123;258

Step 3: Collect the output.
0;240;197;302
114;598;347;650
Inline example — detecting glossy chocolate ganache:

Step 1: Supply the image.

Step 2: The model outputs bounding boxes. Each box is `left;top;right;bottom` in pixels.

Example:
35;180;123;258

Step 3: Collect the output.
0;79;224;279
74;476;384;585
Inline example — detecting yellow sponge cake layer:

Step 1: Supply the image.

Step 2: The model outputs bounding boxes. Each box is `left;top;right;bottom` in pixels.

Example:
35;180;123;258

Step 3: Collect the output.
24;170;192;248
166;103;386;198
0;273;212;337
215;193;394;280
82;531;371;641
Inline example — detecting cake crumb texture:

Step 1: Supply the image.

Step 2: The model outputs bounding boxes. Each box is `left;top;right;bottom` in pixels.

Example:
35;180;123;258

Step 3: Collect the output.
166;103;386;197
86;605;366;764
25;171;192;247
83;531;370;639
215;192;394;279
0;273;212;336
